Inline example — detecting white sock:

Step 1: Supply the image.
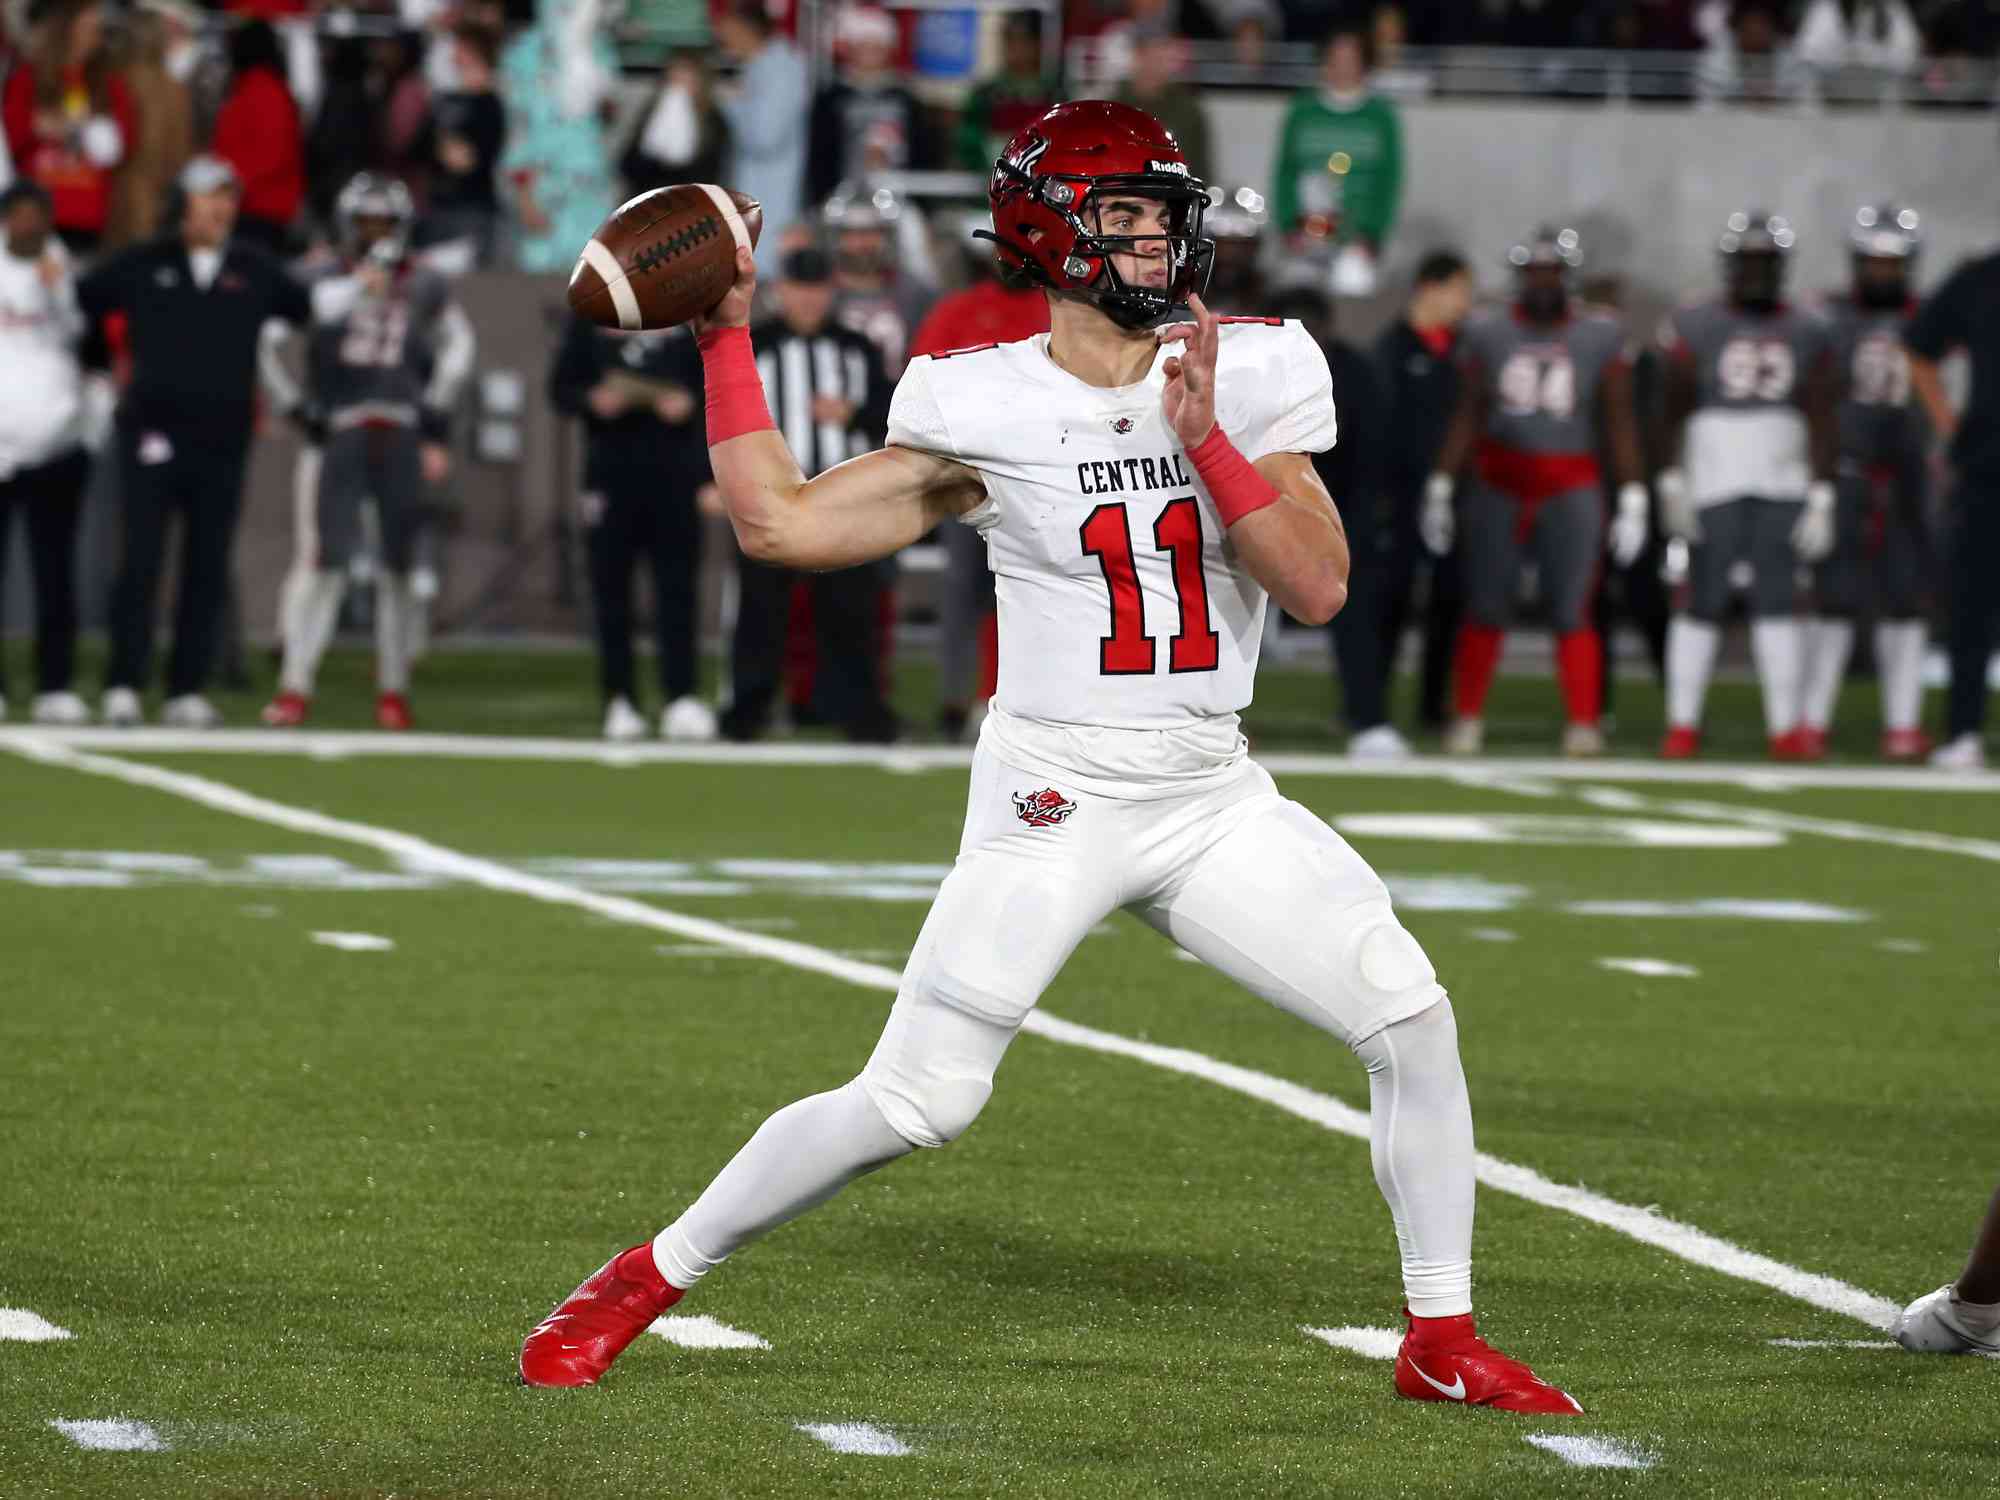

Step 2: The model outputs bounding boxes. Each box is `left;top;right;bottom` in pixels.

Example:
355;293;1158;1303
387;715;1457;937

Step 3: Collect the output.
279;571;345;695
1750;617;1806;736
1354;1000;1474;1319
1800;618;1854;732
1665;617;1722;730
375;573;413;693
652;1078;911;1291
1876;619;1927;733
275;561;313;647
1953;1293;2000;1336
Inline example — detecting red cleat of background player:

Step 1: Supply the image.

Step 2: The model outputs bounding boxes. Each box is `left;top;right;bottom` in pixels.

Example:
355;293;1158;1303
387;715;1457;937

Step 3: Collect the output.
520;1244;683;1387
375;692;412;731
261;690;309;727
1394;1310;1583;1415
1660;725;1700;759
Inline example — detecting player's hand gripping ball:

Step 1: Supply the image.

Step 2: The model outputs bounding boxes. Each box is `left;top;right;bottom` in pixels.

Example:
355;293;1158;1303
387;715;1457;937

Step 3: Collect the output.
569;185;763;332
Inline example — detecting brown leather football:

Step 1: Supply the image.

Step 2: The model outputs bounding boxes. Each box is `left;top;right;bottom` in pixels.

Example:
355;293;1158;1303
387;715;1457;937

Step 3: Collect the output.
568;185;763;332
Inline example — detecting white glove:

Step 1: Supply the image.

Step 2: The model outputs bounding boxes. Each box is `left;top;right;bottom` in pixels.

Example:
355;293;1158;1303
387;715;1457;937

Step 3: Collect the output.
1792;480;1836;562
79;114;123;167
1608;481;1649;567
1657;466;1699;542
1420;472;1455;556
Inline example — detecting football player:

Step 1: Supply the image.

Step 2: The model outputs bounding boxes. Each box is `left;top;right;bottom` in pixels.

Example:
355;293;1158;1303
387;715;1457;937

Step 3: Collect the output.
522;101;1579;1416
823;180;935;377
1424;227;1648;756
1796;205;1932;761
1657;212;1839;758
1895;1181;2000;1356
262;174;474;730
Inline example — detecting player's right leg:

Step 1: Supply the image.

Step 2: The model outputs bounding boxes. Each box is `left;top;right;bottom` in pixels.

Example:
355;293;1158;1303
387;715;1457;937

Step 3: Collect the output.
1896;1182;2000;1355
1446;484;1523;754
1532;486;1607;755
1874;478;1931;759
1662;496;1743;756
1797;473;1869;757
1747;495;1811;755
265;434;362;725
520;746;1122;1387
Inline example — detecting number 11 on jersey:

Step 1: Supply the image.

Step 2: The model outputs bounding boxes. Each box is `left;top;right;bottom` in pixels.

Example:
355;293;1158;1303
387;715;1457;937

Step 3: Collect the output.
1079;497;1220;676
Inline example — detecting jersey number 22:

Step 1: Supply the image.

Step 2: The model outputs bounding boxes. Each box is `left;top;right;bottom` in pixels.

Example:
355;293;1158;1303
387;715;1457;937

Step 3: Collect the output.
1080;497;1220;676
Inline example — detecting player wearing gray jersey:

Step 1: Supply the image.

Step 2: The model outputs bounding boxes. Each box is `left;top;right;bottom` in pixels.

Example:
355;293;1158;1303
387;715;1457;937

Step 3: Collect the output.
1796;205;1932;760
1424;228;1647;756
262;174;475;730
1657;212;1838;759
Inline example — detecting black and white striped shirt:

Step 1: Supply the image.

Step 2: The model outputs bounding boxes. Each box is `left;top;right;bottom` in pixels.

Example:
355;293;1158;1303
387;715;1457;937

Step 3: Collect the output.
748;317;891;478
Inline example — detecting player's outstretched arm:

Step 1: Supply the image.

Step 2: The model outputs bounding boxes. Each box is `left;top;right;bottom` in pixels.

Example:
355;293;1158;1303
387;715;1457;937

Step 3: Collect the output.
1158;295;1348;625
694;246;984;573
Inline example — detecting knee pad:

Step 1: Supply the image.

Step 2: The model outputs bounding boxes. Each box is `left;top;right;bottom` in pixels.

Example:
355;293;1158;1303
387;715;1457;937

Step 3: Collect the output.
858;977;1015;1150
861;1066;992;1151
1340;902;1445;1036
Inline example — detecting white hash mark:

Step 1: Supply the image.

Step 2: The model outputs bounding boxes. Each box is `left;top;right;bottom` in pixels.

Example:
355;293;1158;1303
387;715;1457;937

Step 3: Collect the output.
1596;957;1700;978
647;1314;771;1350
310;931;396;952
1300;1325;1401;1360
796;1421;912;1457
49;1419;168;1452
1767;1337;1898;1350
0;1308;74;1342
1524;1433;1655;1470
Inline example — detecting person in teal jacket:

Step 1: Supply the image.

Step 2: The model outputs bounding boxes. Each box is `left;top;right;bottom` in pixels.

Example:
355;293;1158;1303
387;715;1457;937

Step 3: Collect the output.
1269;24;1403;253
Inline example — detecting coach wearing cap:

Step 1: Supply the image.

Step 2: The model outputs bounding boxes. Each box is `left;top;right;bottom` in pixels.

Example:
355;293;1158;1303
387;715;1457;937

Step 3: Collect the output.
77;153;310;728
1906;235;2000;770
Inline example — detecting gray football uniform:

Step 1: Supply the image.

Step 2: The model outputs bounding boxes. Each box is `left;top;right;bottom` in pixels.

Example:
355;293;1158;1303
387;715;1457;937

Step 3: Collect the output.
1820;296;1929;618
1457;309;1628;633
304;262;472;572
1661;298;1834;619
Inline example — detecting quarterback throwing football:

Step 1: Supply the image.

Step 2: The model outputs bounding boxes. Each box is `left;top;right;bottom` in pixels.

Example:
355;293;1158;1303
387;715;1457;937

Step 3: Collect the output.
522;101;1578;1415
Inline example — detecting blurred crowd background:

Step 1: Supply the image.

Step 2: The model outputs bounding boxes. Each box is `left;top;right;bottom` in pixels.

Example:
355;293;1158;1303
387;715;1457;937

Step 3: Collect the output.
0;0;1995;753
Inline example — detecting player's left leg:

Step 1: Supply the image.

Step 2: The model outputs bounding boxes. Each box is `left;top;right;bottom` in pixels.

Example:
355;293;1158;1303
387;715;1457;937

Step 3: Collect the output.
1874;476;1932;759
1746;496;1810;754
1136;786;1581;1414
1447;483;1524;753
1895;1181;2000;1355
369;431;428;731
1798;473;1869;756
1532;486;1607;755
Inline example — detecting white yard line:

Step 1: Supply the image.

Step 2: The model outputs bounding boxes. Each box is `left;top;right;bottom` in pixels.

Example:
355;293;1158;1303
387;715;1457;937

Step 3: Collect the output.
7;737;1906;1333
5;726;1999;793
1523;1433;1656;1470
0;1308;74;1342
647;1314;771;1350
1566;785;2000;865
1301;1325;1401;1360
1767;1337;1899;1350
311;931;396;952
795;1421;912;1456
48;1418;167;1452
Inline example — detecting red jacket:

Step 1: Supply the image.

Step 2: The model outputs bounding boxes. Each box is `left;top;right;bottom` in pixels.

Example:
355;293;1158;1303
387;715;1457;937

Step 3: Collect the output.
908;281;1050;359
212;67;304;227
2;66;136;237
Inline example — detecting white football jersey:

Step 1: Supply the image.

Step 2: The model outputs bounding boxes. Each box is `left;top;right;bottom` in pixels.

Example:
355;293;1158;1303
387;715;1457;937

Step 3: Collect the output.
887;319;1337;730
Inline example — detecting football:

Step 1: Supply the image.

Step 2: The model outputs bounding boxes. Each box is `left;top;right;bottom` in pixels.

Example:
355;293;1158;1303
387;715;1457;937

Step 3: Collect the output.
568;184;763;332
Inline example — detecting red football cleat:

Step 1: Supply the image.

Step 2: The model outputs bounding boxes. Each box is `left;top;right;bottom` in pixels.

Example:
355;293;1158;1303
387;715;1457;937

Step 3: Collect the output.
1769;727;1815;761
261;691;309;727
1394;1310;1583;1415
1881;728;1933;762
521;1244;683;1388
375;692;412;731
1660;725;1700;759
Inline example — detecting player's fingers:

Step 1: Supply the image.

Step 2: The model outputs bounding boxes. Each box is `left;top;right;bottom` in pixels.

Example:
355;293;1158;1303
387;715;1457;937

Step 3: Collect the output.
1155;323;1195;348
1161;356;1182;381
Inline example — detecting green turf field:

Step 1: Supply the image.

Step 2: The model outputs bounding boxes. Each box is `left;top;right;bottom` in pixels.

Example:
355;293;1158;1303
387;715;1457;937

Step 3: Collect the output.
0;655;1993;1497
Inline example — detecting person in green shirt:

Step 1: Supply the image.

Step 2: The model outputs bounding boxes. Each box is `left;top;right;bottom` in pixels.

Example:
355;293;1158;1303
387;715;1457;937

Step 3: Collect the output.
1111;24;1211;175
1269;24;1403;254
954;11;1062;172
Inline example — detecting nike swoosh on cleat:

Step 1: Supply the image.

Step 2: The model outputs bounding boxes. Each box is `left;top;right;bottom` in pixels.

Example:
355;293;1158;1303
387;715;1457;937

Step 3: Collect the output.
1407;1359;1467;1400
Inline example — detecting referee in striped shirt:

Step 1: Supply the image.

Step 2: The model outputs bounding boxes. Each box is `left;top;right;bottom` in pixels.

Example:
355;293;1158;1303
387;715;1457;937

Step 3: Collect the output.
723;247;899;742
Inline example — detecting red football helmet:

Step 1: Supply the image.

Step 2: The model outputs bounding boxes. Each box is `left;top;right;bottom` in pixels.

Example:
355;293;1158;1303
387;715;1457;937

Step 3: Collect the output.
982;99;1213;329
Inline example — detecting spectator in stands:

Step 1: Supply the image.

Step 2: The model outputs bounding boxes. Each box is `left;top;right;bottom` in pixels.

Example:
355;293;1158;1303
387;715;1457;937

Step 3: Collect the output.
1271;24;1402;298
713;0;808;273
1218;0;1280;69
619;50;731;199
0;179;90;727
908;210;1048;740
211;20;305;254
1367;249;1472;739
2;0;135;253
1905;232;2000;770
416;23;506;263
104;1;195;249
1793;0;1922;71
1697;0;1809;102
807;6;928;205
1112;23;1210;173
955;11;1062;172
80;155;311;729
726;247;898;744
549;315;717;743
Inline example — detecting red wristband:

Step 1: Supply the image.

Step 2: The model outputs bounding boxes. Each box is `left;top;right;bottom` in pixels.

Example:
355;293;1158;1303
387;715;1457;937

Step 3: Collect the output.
698;326;775;445
1185;424;1280;528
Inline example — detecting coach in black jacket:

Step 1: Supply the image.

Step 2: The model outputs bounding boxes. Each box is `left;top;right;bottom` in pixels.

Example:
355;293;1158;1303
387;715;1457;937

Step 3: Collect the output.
726;248;897;743
550;316;716;739
78;156;310;728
